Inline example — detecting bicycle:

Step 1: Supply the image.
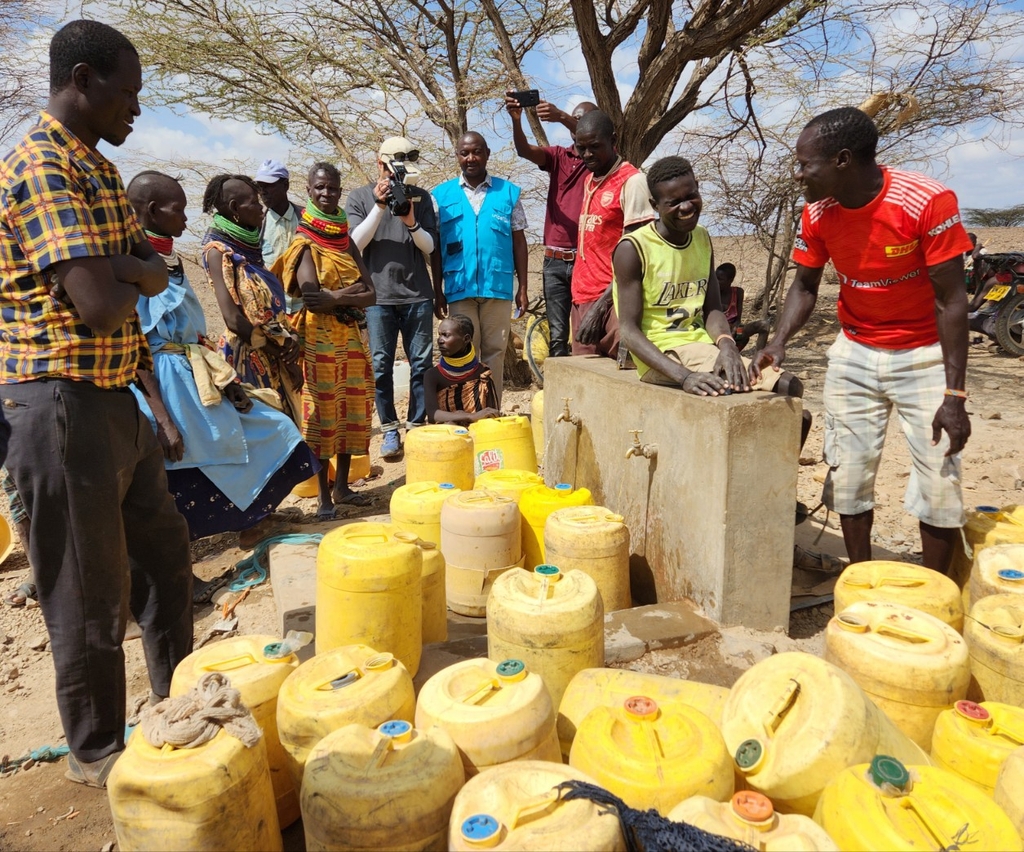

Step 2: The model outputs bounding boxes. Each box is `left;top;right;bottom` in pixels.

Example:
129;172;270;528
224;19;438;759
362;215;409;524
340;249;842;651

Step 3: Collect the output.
522;295;550;387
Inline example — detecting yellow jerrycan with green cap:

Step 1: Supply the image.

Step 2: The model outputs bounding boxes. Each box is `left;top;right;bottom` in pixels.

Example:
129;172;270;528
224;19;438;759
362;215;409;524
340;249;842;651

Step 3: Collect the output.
569;696;733;814
557;668;730;760
544;506;632;613
668;791;839;851
814;755;1023;851
487;565;604;713
519;483;592;570
965;593;1024;704
971;542;1024;605
825;600;971;750
316;522;422;675
169;634;301;828
391;532;448;644
276;644;415;788
389;480;461;554
952;504;1024;593
108;727;282;852
469;415;537;475
931;699;1024;794
720;651;930;817
474;468;543;503
406;424;475;490
996;746;1024;843
415;658;561;777
448;760;627;851
300;719;465;852
834;560;964;633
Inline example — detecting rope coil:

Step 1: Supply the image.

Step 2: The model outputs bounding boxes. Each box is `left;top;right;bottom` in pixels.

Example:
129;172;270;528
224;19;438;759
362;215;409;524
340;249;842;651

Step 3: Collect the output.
140;672;262;750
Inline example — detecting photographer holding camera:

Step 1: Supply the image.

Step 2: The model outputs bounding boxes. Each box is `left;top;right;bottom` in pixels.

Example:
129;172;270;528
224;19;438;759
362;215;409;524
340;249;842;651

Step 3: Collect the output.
347;137;438;460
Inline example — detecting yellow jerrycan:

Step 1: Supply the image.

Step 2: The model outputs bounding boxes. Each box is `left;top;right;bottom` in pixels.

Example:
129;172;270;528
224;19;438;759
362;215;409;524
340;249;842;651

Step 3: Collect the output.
569;696;733;814
389;480;461;553
293;455;371;497
952;504;1024;591
406;424;475;490
814;754;1023;851
391;533;448;645
720;651;931;817
558;668;730;760
996;746;1024;843
668;791;839;851
276;645;415;788
469;415;538;475
544;506;631;613
169;634;300;828
965;593;1024;704
487;565;604;713
415;658;561;777
300;720;465;852
825;601;970;750
474;468;544;503
448;760;627;851
931;699;1024;794
441;490;523;617
971;542;1024;605
519;483;593;570
531;389;544;466
834;560;964;633
316;522;423;675
107;728;282;852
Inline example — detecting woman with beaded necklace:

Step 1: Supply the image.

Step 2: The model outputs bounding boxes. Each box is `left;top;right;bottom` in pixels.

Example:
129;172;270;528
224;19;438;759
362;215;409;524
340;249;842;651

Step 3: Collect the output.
202;174;302;423
275;162;376;519
423;314;500;425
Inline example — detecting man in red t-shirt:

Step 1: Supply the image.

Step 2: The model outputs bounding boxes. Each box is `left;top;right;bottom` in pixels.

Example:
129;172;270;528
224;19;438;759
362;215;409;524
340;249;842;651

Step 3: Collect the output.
571;110;654;358
752;107;972;575
506;95;596;358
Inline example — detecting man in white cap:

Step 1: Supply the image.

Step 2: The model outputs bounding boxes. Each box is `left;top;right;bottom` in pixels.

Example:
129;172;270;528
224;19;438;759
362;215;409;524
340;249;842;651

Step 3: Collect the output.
347;137;438;459
254;158;301;271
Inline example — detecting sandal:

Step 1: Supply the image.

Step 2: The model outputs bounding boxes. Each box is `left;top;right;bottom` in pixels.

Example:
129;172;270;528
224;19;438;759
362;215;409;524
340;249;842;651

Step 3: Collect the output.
192;571;232;605
315;506;338;521
333;491;374;507
3;582;36;608
65;750;122;789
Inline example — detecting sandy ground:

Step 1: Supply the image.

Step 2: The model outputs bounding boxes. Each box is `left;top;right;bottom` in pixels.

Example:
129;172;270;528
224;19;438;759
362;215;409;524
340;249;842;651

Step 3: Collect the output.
2;234;1023;850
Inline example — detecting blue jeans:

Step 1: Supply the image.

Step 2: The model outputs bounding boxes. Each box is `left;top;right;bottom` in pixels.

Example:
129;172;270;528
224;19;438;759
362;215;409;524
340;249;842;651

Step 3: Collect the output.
365;301;434;431
542;256;573;358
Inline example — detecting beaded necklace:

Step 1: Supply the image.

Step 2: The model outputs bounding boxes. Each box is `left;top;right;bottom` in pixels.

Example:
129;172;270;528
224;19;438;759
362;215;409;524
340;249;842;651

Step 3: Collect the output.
144;229;179;269
437;343;481;382
297;200;349;252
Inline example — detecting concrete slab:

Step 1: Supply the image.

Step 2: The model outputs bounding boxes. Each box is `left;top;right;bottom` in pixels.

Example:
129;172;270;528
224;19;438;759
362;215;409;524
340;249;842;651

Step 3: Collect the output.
603;601;719;664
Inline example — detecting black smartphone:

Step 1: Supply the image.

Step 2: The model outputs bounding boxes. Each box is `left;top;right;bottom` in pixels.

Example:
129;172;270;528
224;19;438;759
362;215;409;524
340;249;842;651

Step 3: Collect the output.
509;89;540;108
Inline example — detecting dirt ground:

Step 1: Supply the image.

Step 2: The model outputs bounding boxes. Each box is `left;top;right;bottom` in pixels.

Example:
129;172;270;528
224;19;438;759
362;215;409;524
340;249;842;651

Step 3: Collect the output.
2;234;1022;850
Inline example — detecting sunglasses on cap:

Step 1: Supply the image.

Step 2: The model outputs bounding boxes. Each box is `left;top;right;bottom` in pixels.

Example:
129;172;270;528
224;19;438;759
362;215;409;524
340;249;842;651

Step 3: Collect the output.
388;150;419;162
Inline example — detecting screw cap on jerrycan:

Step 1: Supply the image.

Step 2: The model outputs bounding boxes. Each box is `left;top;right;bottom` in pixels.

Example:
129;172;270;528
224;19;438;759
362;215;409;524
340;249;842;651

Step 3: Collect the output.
930;699;1024;794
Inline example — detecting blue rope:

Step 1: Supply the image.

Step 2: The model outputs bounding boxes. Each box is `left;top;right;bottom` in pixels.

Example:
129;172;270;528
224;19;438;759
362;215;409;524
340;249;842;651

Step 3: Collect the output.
228;533;323;592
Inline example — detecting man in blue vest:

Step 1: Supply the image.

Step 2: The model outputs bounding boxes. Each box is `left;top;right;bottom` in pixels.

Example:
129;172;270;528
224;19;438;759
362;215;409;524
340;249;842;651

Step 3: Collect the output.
433;132;529;405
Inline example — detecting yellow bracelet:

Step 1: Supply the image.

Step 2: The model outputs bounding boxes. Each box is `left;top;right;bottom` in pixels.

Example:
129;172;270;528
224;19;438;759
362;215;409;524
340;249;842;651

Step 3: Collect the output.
715;333;734;347
944;388;968;399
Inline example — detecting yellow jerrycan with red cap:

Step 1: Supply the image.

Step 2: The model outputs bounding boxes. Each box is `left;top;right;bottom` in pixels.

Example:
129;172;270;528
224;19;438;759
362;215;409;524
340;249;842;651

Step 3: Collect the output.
668;791;839;851
965;593;1024;704
814;754;1023;851
833;560;964;633
931;699;1024;794
405;424;475;490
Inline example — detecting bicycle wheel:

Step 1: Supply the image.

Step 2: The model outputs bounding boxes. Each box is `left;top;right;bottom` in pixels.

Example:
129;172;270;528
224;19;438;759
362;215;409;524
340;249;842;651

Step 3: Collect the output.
525;314;550;388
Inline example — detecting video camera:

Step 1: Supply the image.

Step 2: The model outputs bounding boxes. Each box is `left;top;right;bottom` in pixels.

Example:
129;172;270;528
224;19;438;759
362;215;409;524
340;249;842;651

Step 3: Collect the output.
384;160;411;217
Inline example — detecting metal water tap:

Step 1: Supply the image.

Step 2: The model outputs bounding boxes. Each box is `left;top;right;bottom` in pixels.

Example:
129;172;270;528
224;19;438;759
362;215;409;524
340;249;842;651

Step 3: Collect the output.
556;397;580;426
625;429;657;459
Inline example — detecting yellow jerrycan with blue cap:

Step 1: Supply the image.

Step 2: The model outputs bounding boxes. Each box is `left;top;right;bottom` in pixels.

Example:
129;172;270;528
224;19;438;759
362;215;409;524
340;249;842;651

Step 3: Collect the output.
569;696;733;814
469;415;537;475
405;424;475;490
415;658;561;777
668;791;839;851
814;754;1023;851
825;600;970;750
519;483;592;570
996;746;1024;843
169;634;301;828
952;504;1024;593
720;652;930;816
971;542;1024;605
834;560;964;633
965;593;1024;704
448;760;627;851
107;727;282;852
487;565;604;713
474;468;544;503
389;480;461;553
300;719;465;852
316;522;422;675
276;644;415;788
931;699;1024;794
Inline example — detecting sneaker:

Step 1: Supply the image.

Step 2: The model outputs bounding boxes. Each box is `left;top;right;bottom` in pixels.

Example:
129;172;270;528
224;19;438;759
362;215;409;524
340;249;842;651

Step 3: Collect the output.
381;430;403;459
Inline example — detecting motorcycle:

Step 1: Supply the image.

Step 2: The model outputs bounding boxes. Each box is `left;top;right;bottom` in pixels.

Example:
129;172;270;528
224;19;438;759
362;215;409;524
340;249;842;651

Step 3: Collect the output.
968;252;1024;356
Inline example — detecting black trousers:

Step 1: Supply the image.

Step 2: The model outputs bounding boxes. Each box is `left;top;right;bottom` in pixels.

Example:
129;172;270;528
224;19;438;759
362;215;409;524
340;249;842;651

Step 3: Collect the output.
1;379;193;762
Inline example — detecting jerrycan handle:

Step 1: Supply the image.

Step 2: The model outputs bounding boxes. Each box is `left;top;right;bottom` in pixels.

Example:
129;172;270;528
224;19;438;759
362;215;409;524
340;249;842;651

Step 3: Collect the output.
365;720;413;770
458;678;500;706
316;668;360;691
762;679;800;737
989;719;1024;746
899;796;960;850
508;790;562;829
874;623;932;645
876;576;927;589
201;652;258;672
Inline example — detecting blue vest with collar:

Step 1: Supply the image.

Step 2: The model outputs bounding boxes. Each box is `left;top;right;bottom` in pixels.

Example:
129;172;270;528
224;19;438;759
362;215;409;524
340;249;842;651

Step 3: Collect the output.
434;176;520;301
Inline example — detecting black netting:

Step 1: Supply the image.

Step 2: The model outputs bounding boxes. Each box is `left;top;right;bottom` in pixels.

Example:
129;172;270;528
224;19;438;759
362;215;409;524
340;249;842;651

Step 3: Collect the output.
555;781;756;852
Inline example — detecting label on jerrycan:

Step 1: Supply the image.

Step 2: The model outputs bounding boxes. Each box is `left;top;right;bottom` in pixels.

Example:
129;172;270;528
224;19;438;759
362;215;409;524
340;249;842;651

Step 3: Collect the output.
476;448;504;475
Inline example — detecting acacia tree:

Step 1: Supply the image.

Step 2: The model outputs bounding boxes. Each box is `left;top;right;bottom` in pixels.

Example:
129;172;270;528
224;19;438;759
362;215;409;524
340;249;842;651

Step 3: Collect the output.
964;205;1024;228
0;0;52;145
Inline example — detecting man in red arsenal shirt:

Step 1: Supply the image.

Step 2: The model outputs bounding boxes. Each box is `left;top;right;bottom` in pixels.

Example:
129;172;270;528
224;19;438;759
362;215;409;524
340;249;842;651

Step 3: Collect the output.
571;110;655;358
753;107;971;576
